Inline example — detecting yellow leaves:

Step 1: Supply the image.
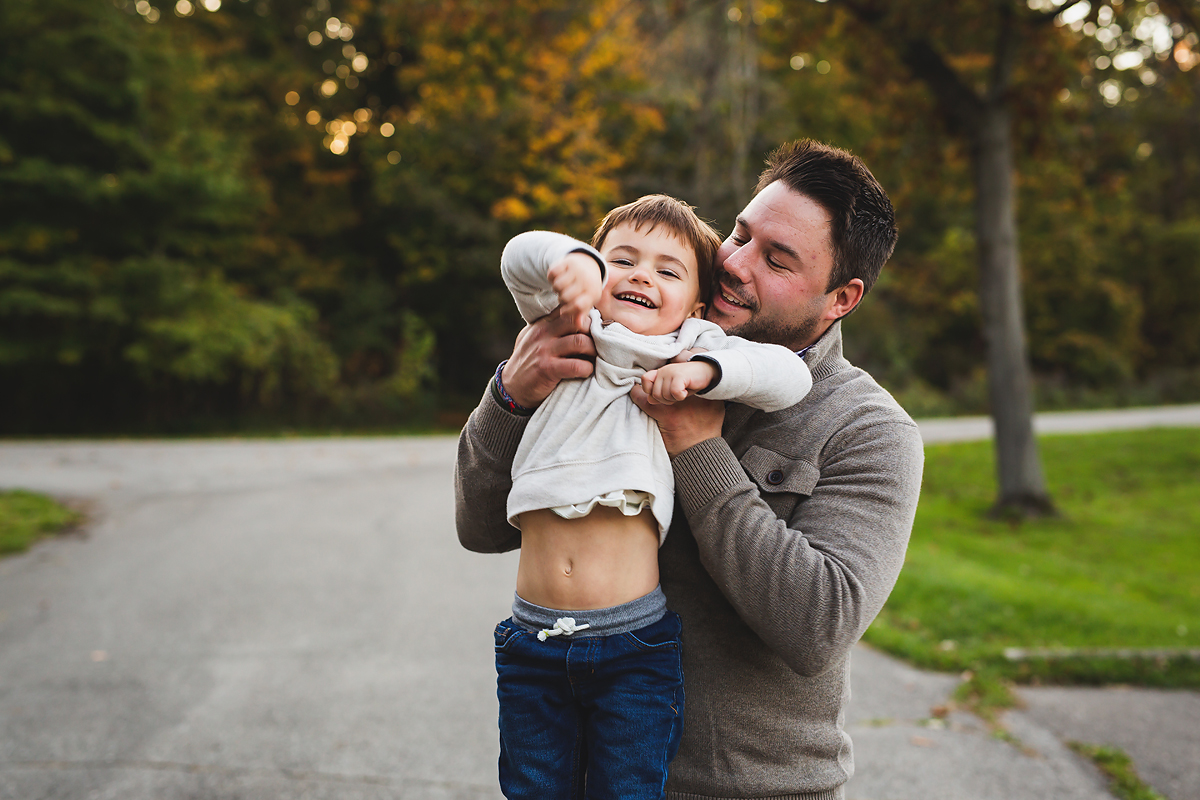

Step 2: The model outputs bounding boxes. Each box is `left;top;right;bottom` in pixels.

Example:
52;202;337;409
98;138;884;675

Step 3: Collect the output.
382;0;659;231
492;196;533;222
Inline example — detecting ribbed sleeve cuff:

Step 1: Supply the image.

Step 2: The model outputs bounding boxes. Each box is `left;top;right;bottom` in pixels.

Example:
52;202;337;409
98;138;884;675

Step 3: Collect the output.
691;350;751;400
671;436;750;517
471;382;531;459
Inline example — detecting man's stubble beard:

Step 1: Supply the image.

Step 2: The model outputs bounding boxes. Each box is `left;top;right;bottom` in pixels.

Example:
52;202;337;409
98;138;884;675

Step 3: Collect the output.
716;276;827;351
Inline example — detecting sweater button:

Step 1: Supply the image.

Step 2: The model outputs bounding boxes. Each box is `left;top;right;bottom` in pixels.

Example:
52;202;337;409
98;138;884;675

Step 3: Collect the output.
766;469;784;486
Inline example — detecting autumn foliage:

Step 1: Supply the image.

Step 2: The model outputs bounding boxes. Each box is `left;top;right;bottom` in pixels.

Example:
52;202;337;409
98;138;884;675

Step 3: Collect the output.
1;0;1197;432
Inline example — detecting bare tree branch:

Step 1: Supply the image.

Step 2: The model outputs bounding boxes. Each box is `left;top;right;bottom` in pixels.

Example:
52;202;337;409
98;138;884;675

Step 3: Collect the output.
1028;0;1089;26
899;38;985;137
989;0;1021;100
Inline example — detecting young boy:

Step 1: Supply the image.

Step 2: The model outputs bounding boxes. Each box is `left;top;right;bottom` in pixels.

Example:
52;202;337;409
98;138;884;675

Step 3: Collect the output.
491;195;812;799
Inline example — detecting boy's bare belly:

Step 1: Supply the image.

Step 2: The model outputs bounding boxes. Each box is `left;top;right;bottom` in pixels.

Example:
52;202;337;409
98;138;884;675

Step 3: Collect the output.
516;506;660;611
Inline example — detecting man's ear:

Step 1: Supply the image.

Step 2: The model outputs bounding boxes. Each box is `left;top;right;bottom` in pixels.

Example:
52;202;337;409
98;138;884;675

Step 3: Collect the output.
827;278;865;320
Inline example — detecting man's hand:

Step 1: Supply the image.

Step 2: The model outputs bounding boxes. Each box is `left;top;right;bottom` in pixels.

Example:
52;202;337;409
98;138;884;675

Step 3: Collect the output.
501;305;597;409
641;361;717;404
547;253;603;330
631;383;725;456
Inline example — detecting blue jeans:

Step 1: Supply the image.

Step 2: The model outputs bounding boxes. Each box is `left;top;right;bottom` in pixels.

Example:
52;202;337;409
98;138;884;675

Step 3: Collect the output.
494;611;685;799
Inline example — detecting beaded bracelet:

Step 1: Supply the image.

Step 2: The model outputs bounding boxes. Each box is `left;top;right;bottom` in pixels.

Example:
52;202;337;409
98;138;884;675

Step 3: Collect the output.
492;360;536;416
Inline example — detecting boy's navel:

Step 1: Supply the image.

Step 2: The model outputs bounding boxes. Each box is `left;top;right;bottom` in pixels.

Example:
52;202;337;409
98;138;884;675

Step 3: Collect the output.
563;560;573;576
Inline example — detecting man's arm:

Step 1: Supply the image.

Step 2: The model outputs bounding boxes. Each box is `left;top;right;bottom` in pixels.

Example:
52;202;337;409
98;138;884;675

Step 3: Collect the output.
454;383;528;554
455;306;597;550
670;417;923;677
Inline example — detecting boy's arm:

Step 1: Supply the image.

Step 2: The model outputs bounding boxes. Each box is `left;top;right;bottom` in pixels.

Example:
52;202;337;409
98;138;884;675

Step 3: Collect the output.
685;334;812;412
640;361;719;405
501;231;606;324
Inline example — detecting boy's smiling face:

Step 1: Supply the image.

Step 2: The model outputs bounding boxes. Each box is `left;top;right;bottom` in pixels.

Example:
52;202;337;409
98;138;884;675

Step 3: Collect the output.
594;223;706;336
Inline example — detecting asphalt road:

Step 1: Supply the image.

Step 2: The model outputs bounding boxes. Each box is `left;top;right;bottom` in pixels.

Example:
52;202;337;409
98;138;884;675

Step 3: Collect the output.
1;404;1197;800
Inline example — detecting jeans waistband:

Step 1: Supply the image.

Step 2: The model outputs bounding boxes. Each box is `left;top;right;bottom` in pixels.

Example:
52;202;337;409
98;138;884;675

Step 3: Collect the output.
512;586;667;639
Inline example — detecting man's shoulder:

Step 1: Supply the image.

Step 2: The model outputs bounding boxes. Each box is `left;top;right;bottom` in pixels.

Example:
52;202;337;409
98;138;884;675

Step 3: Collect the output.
817;361;916;428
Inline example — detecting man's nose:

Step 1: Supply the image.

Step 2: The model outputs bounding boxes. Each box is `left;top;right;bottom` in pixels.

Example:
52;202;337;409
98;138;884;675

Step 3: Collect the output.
721;244;752;283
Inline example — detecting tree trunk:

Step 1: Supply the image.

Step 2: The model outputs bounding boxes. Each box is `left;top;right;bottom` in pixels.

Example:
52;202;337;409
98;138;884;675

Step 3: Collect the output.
728;5;759;210
972;101;1055;517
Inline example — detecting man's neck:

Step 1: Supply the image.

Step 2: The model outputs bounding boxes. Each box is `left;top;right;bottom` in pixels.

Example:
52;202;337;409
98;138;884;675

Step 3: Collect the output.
792;319;835;353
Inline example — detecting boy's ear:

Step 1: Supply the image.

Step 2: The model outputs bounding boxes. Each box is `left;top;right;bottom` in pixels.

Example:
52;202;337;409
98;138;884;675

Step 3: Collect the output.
688;301;706;320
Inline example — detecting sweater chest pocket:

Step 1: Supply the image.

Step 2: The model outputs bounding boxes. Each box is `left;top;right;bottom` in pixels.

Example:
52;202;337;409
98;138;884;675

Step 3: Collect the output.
740;445;820;520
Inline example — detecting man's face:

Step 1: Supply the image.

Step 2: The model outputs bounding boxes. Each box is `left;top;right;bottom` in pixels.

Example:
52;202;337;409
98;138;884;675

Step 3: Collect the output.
708;181;840;350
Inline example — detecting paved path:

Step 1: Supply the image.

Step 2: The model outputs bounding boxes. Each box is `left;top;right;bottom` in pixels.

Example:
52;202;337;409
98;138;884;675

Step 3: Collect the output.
917;402;1200;443
1;406;1197;799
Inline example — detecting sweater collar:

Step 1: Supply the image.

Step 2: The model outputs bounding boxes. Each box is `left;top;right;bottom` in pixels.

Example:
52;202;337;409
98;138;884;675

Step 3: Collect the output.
802;320;847;384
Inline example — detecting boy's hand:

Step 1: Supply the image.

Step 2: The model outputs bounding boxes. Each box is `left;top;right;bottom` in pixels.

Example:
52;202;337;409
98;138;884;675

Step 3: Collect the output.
548;253;603;330
630;386;725;456
641;361;718;405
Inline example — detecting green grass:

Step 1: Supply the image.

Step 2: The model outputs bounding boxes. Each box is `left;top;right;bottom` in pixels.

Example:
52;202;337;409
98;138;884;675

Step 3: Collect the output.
864;427;1200;688
0;490;82;556
1068;742;1167;800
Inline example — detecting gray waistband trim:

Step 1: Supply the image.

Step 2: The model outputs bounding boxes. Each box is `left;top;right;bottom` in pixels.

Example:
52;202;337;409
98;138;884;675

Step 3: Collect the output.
512;586;667;639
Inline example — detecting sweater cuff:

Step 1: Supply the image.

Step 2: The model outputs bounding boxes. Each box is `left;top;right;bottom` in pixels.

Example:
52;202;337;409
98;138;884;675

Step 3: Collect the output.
470;380;531;459
689;353;723;395
570;246;607;281
671;436;749;517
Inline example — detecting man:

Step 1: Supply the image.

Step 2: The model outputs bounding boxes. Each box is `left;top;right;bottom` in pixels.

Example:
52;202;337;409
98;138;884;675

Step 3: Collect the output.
455;140;924;800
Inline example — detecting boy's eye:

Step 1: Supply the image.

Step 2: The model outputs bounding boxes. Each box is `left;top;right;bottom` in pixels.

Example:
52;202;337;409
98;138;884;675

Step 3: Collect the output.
657;269;679;279
610;258;634;268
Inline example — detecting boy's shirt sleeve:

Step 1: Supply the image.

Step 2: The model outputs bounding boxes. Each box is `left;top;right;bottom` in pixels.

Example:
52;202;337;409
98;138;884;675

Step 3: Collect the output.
688;332;812;412
500;231;606;323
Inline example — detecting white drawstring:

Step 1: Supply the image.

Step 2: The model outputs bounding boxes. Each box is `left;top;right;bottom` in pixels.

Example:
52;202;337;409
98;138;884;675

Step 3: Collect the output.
538;617;591;642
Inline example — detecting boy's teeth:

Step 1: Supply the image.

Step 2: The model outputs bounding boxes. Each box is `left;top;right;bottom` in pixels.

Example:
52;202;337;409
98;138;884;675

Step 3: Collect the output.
618;293;655;308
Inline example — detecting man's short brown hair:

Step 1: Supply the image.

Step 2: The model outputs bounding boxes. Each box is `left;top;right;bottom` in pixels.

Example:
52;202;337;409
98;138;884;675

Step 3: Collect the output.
756;140;897;295
592;194;721;305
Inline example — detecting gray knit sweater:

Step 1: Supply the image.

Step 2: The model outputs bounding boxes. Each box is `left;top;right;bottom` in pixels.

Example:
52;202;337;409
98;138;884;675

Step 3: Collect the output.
454;320;924;800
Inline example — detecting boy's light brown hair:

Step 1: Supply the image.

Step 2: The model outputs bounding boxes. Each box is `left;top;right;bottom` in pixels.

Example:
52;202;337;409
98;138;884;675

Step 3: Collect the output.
591;195;721;306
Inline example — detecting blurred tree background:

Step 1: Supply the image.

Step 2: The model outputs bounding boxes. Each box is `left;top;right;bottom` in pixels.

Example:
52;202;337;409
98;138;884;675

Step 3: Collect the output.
1;0;1197;434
